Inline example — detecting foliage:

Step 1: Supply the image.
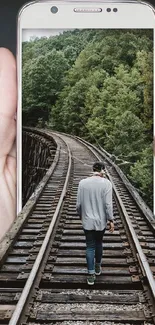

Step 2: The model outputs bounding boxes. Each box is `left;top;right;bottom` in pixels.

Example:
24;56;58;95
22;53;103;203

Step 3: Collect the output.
22;49;69;125
129;146;153;209
22;29;153;208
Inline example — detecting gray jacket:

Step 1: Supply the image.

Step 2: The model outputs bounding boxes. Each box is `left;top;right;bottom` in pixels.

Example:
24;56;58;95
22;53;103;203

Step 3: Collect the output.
76;176;114;230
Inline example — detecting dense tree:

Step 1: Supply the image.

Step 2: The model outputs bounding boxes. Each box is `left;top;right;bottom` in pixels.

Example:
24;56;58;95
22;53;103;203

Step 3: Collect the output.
129;146;153;207
23;49;69;125
22;29;153;208
104;111;146;158
134;50;153;140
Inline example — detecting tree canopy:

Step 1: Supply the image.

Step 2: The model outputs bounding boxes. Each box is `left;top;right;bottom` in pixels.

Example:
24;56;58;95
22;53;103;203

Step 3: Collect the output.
22;29;153;208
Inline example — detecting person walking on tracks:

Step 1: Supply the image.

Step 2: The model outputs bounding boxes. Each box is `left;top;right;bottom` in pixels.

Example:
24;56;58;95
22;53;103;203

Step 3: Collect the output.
76;161;114;285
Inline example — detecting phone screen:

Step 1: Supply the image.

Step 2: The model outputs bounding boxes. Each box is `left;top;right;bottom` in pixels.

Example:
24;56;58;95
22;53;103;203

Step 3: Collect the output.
22;28;153;212
0;20;154;323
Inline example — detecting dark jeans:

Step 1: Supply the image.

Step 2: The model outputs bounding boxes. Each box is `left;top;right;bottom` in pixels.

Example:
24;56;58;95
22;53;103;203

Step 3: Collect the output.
84;229;106;274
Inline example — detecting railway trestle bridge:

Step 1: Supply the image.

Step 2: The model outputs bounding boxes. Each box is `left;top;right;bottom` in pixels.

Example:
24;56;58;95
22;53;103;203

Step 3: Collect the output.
0;128;155;325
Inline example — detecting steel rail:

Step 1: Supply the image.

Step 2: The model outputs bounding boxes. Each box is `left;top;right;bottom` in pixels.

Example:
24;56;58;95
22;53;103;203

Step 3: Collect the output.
9;140;72;325
76;137;155;302
108;173;155;301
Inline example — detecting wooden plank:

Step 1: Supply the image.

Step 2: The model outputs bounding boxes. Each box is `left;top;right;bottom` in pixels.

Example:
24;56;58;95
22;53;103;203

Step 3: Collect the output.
29;246;126;256
1;265;23;272
144;249;155;256
0;293;17;303
21;228;42;233
0;307;14;321
142;231;154;236
33;308;145;321
34;204;52;207
64;221;119;227
63;230;120;235
39;291;140;304
50;266;130;275
27;219;46;223
54;257;128;265
6;257;27;264
42;274;133;284
56;249;126;257
14;242;34;248
0;272;30;281
24;224;43;229
10;249;30;255
19;234;38;240
38;288;141;294
58;243;124;249
61;236;123;242
33;209;50;212
145;243;155;249
138;226;149;231
0;304;16;310
0;273;18;281
144;237;155;242
30;214;47;218
32;210;50;215
65;221;82;225
0;288;22;293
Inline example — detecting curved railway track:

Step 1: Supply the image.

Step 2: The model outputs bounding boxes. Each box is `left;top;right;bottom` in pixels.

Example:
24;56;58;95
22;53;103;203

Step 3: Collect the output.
0;130;155;325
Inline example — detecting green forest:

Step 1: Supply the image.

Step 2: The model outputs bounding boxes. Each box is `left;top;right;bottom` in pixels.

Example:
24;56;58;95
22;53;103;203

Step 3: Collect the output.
22;29;153;209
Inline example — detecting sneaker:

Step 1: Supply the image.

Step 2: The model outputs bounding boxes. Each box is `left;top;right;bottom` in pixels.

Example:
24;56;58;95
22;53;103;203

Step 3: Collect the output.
87;274;96;285
95;264;102;275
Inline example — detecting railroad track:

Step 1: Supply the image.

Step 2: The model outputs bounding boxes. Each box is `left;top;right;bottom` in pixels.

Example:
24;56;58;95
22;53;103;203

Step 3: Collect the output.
0;129;155;325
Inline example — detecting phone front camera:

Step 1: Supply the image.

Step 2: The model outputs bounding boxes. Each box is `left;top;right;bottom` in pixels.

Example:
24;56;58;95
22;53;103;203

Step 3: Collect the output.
106;8;111;12
51;6;58;14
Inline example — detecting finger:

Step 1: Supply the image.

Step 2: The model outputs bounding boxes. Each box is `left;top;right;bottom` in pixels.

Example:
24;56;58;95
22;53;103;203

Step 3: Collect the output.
0;48;16;117
0;48;17;158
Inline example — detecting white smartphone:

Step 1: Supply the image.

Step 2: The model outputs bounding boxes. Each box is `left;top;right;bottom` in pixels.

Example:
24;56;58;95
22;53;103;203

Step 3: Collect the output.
17;0;155;214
